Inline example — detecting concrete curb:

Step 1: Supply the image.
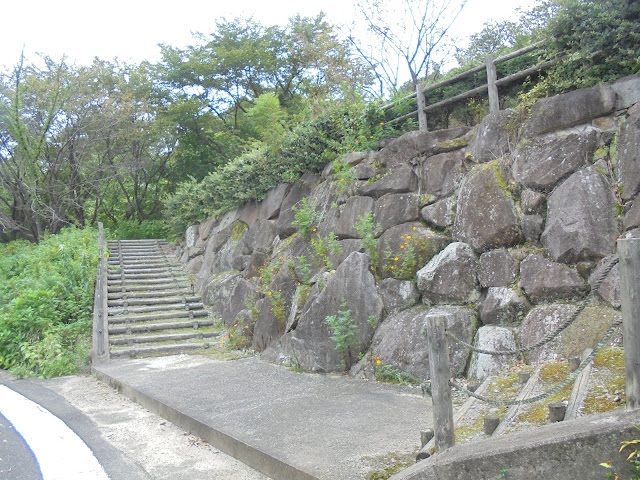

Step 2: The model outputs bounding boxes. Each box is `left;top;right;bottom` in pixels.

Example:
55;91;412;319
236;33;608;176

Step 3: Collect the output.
390;408;640;480
92;365;319;480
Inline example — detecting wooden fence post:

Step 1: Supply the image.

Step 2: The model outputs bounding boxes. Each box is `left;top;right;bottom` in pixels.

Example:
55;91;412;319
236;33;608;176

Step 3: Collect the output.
416;83;428;131
618;239;640;410
92;222;109;363
425;313;455;452
486;54;499;113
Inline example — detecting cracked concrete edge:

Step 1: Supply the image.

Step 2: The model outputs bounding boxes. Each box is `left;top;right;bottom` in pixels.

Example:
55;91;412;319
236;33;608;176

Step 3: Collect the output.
390;408;640;480
91;365;319;480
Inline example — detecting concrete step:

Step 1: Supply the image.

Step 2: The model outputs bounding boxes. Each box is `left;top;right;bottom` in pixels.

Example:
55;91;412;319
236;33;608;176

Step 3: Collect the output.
108;302;205;316
110;330;220;346
109;309;209;325
107;277;189;287
109;319;215;335
107;271;185;280
107;288;193;300
108;296;201;307
109;342;214;358
107;284;192;294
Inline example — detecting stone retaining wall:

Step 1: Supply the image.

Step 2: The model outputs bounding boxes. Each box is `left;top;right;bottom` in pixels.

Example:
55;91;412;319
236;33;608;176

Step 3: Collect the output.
179;74;640;381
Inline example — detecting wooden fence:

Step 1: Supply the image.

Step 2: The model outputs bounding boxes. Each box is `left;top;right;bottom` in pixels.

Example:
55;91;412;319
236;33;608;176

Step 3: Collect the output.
382;42;556;131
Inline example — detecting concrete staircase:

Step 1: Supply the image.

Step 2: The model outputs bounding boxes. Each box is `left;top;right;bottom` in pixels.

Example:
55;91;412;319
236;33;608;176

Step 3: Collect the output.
106;239;218;358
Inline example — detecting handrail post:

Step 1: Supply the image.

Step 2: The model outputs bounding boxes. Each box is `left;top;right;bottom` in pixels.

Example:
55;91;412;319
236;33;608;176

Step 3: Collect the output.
92;222;110;363
425;313;455;452
486;54;499;113
618;239;640;409
416;83;428;131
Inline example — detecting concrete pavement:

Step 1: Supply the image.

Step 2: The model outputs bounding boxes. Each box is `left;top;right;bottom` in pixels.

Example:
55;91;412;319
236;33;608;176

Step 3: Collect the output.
93;354;432;480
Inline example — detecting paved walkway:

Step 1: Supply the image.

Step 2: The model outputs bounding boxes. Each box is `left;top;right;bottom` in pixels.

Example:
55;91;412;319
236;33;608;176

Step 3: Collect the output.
93;355;432;480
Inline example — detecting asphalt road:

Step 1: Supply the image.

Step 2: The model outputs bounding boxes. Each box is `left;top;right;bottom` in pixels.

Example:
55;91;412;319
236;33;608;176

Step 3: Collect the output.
0;371;268;480
0;411;42;480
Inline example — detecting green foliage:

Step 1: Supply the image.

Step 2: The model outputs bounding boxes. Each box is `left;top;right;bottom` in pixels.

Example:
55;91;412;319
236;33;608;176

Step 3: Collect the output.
291;197;320;238
354;212;380;271
109;220;170;240
601;425;640;480
325;298;359;370
384;244;418;281
0;227;98;377
525;0;640;101
332;159;357;195
310;232;342;271
374;364;420;386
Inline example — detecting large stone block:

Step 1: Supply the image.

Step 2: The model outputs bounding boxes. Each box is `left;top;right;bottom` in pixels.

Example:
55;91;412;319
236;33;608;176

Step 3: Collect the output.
471;108;515;162
259;183;290;220
185;225;199;248
379;278;420;315
519;254;587;303
454;163;521;252
588;255;620;308
419;150;465;198
237;219;277;256
522;83;616;137
541;166;618;263
417;242;480;305
420;196;456;229
222;277;261;326
617;110;640;200
357;166;418;198
369;306;476;381
201;271;242;318
263;252;384;372
479;287;530;326
374;193;420;236
468;326;517;380
477;248;517;288
335;196;375;239
277;172;319;238
197;217;217;242
376;127;470;167
512;131;597;192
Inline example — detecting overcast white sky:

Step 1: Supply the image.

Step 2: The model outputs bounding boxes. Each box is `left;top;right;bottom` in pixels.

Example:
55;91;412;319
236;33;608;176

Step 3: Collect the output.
1;0;537;70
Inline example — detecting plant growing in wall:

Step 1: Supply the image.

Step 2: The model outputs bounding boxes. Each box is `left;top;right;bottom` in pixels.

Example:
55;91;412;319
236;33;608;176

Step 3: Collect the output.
291;197;320;238
354;212;380;271
325;299;359;371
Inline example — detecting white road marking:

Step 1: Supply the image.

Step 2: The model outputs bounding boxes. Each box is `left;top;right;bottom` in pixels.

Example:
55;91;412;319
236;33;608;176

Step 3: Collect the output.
0;385;109;480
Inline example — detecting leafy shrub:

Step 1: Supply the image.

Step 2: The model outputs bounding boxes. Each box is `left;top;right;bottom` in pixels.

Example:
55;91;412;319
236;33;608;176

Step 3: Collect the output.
0;227;98;377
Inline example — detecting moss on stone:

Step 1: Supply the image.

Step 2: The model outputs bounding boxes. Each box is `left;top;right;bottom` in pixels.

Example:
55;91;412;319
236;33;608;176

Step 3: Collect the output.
231;221;247;245
438;138;468;151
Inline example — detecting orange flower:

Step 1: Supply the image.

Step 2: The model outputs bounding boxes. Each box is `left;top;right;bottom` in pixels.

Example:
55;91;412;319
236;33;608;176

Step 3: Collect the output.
400;245;405;249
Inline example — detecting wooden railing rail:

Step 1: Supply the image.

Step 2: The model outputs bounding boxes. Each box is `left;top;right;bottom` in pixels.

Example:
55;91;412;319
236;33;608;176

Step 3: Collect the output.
383;41;551;129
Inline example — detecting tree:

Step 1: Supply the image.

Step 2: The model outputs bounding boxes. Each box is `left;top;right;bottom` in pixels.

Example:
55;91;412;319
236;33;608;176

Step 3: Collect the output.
349;0;468;129
0;56;178;242
155;14;372;176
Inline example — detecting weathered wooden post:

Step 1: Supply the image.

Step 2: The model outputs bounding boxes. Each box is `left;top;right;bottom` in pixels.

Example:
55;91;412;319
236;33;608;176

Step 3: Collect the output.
416;83;428;131
92;222;110;363
618;239;640;409
486;54;499;113
425;313;455;452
